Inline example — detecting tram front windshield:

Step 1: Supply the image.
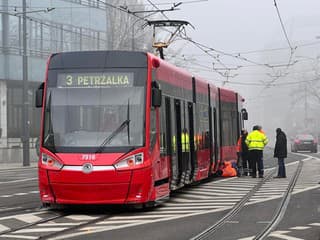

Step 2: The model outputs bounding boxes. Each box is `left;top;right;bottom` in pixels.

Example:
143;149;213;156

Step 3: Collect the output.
42;70;146;153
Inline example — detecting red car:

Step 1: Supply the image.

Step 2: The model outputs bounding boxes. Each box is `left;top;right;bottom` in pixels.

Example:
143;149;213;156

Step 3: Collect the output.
291;134;318;153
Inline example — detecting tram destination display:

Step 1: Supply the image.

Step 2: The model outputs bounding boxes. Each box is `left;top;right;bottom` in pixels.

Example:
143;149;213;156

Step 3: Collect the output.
57;72;134;88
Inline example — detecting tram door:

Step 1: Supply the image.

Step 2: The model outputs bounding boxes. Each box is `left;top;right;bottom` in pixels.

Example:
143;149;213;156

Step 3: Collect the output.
213;107;219;171
173;99;183;186
167;98;179;188
181;101;192;184
188;102;196;181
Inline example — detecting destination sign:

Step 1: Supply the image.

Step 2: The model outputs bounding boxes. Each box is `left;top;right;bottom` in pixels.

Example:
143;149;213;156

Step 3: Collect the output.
57;72;134;88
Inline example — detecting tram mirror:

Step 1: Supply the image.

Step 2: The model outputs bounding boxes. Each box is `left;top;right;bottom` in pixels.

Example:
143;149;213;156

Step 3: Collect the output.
35;89;43;108
35;82;44;108
241;108;248;120
152;88;162;107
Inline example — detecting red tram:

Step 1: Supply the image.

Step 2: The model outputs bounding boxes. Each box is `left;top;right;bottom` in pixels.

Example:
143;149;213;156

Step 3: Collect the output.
35;51;248;207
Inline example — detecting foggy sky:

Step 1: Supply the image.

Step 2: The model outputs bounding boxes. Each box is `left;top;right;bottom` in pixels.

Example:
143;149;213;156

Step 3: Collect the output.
153;0;320;140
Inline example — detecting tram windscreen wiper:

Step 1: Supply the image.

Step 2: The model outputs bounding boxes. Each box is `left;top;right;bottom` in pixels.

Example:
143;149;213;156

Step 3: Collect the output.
95;119;131;153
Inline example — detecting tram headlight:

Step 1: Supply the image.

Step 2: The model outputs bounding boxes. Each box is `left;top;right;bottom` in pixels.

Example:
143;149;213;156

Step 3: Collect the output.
114;153;144;170
41;153;63;170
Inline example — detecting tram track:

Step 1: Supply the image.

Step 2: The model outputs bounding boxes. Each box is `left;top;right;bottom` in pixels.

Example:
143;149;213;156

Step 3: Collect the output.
253;160;303;240
191;160;304;240
38;213;113;240
0;211;70;236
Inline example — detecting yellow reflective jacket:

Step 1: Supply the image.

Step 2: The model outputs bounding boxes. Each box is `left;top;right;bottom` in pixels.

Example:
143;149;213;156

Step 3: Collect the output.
245;130;268;150
172;133;190;152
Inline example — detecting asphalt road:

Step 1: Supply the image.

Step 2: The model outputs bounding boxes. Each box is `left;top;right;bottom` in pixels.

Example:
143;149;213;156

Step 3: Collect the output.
0;148;319;240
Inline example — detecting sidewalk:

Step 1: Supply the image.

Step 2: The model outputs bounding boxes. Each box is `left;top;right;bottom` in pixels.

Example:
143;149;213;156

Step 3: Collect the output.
0;161;37;170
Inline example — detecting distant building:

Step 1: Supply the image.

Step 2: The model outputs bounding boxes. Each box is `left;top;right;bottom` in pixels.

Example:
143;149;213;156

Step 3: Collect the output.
0;0;150;162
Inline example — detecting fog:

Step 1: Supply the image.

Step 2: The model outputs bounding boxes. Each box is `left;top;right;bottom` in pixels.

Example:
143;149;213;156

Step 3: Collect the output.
155;0;320;142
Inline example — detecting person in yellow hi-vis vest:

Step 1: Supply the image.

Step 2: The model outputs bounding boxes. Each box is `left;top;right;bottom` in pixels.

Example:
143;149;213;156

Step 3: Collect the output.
181;128;190;153
172;129;190;153
245;125;268;178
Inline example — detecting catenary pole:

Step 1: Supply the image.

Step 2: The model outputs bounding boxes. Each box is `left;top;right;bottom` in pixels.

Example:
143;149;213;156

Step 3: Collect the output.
22;0;30;166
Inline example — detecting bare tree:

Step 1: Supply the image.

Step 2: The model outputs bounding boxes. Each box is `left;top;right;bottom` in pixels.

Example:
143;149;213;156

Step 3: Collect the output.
106;0;153;51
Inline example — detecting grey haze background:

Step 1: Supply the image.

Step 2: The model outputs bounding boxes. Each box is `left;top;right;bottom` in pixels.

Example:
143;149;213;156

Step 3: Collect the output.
1;0;320;164
155;0;320;142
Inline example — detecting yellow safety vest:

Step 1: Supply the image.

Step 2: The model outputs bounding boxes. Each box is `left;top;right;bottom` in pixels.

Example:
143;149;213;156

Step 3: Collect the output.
181;132;190;152
245;130;268;150
172;133;190;152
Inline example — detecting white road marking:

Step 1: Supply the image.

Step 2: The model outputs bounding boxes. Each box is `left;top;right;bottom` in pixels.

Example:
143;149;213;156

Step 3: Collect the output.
269;230;304;240
0;213;44;222
289;226;310;230
0;178;37;184
0;234;38;239
0;223;10;232
0;195;12;198
109;215;175;220
309;223;320;226
164;202;235;206
14;193;28;196
65;215;98;221
15;227;68;233
0;207;22;212
38;222;84;227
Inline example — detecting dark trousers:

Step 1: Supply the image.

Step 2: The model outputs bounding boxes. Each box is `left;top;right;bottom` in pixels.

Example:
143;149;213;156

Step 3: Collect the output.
277;158;286;177
241;153;250;175
250;150;264;177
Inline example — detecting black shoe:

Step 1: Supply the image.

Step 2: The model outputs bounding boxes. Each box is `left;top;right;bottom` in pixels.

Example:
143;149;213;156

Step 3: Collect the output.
259;176;264;178
252;176;256;178
273;176;281;178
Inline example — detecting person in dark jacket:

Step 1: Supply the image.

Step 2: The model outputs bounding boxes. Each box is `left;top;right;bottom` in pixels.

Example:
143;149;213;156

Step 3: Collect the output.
273;128;287;178
237;129;250;176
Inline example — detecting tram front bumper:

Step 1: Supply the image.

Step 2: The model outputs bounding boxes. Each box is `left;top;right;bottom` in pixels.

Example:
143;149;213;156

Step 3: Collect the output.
39;166;131;204
39;166;153;204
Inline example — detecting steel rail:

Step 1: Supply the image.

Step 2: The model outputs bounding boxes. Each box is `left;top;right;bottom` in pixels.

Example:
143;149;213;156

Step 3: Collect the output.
253;160;303;240
0;212;70;236
191;170;276;240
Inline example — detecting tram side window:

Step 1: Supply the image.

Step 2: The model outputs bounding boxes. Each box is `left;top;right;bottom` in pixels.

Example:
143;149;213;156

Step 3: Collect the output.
150;108;157;151
231;111;238;145
160;97;167;156
221;111;232;146
197;104;209;150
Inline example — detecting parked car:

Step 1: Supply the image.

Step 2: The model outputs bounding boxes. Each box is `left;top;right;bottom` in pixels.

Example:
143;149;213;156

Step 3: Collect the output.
291;134;318;153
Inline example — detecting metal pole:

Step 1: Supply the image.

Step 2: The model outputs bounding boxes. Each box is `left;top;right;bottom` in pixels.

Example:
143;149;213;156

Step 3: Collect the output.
22;0;30;166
